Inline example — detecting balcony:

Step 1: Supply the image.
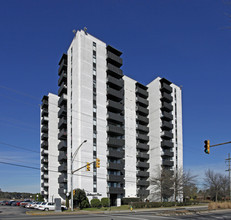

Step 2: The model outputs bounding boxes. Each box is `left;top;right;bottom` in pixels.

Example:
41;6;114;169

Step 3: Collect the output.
108;187;124;194
41;165;48;172
136;133;149;142
107;87;123;100
41;116;48;125
41;149;48;156
107;112;124;124
161;131;173;140
58;163;67;172
58;54;67;75
161;102;173;112
136;105;149;115
136;114;149;124
58;117;67;129
161;92;173;103
58;71;67;86
107;137;125;147
137;143;149;151
136;124;149;133
107;63;123;78
136;87;148;98
107;174;124;182
137;180;149;186
41;108;48;117
107;125;124;135
137;189;149;197
137;152;149;160
161;121;173;130
41;141;48;149
107;45;122;56
107;162;124;171
58;188;67;195
160;82;172;94
58;128;67;140
41;133;48;140
58;151;67;162
161;140;174;149
58;140;67;151
41;125;48;133
107;75;124;88
41;99;48;109
161;150;174;158
136;171;149;178
58;82;67;97
136;96;148;107
162;160;174;167
41;174;48;179
107;149;124;159
58;106;67;118
161;111;173;121
41;182;49;188
107;100;123;112
41;157;48;164
58;174;67;183
107;51;123;68
136;161;149;169
58;94;67;107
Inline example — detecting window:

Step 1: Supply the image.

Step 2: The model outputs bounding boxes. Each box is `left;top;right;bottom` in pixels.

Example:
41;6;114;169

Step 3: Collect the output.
93;107;96;113
93;119;96;125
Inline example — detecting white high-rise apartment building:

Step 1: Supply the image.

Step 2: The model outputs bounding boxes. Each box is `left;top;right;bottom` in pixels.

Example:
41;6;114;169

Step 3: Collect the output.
40;30;183;205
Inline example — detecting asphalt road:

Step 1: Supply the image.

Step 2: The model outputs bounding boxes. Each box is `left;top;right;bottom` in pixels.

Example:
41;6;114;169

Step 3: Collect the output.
1;206;231;220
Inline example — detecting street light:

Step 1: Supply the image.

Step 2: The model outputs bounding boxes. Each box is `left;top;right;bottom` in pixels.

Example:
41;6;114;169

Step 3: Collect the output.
71;140;87;211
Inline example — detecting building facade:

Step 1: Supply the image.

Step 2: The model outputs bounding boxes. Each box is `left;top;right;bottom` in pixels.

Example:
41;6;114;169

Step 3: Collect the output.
40;30;183;205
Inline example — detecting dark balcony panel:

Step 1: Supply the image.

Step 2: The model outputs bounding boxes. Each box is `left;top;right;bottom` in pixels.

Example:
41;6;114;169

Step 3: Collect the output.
137;152;149;160
161;121;173;130
107;137;125;147
136;105;149;116
58;188;67;195
58;151;67;162
58;128;67;140
41;141;48;149
108;187;124;194
58;163;67;172
107;125;124;135
58;82;67;97
58;106;67;118
161;140;174;149
41;117;48;125
58;71;67;86
41;157;48;164
107;149;124;159
58;94;67;107
107;63;123;78
107;112;124;124
136;87;148;98
136;124;149;133
137;162;149;169
58;117;67;129
161;102;173;112
41;109;48;117
107;51;123;68
58;174;67;183
136;114;149;124
41;133;48;140
41;174;48;179
161;131;173;140
137;143;149;151
136;96;148;107
137;189;149;197
107;45;122;56
58;54;67;75
41;165;48;172
107;100;124;112
41;99;48;109
107;87;123;100
162;150;174;158
137;133;149;142
160;82;172;94
137;180;149;186
107;175;124;182
58;140;67;151
107;75;124;88
107;162;124;171
162;160;174;167
41;125;48;132
161;111;173;121
161;92;173;103
41;150;48;156
137;171;149;178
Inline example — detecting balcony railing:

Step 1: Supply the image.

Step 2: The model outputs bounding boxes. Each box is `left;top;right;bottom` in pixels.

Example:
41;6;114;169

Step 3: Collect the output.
107;100;123;112
107;149;124;159
160;82;172;94
107;125;124;135
136;87;148;98
136;96;148;107
107;137;125;147
107;51;123;68
58;140;67;151
107;63;123;77
107;112;124;124
137;143;149;151
107;162;124;170
107;75;124;88
136;161;149;169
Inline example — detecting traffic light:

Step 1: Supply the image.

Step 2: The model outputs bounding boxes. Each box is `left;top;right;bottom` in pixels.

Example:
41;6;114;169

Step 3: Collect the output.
73;190;75;196
204;140;210;154
86;162;90;171
96;158;100;168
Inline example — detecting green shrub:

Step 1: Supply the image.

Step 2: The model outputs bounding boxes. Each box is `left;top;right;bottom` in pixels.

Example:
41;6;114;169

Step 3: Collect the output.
91;198;101;208
81;199;90;209
101;198;110;207
122;197;140;205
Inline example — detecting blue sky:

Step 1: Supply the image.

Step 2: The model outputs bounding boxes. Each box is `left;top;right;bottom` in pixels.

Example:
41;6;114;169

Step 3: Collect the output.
0;0;231;193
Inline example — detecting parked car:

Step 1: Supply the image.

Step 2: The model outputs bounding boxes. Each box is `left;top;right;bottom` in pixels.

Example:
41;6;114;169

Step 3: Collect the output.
38;202;67;211
11;201;19;206
20;200;31;207
1;201;8;205
16;201;23;206
31;202;41;209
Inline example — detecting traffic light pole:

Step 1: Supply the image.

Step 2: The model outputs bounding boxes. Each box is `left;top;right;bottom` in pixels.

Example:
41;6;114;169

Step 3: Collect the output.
210;141;231;148
72;161;94;174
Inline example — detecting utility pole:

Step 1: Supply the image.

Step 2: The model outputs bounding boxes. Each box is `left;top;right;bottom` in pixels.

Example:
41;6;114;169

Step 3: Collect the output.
225;153;231;201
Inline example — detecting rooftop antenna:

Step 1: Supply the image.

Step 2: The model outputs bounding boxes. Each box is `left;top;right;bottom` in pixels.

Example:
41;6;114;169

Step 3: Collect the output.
84;27;87;35
72;29;76;34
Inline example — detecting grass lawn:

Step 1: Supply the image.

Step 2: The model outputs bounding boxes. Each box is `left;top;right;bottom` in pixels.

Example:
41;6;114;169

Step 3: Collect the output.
82;205;130;211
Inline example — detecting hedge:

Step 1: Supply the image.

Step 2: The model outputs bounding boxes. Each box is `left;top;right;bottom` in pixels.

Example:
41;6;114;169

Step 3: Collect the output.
90;198;101;208
122;197;141;205
101;198;110;207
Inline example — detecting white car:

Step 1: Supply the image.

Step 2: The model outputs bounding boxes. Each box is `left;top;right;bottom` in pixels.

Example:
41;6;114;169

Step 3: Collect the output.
38;202;67;211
